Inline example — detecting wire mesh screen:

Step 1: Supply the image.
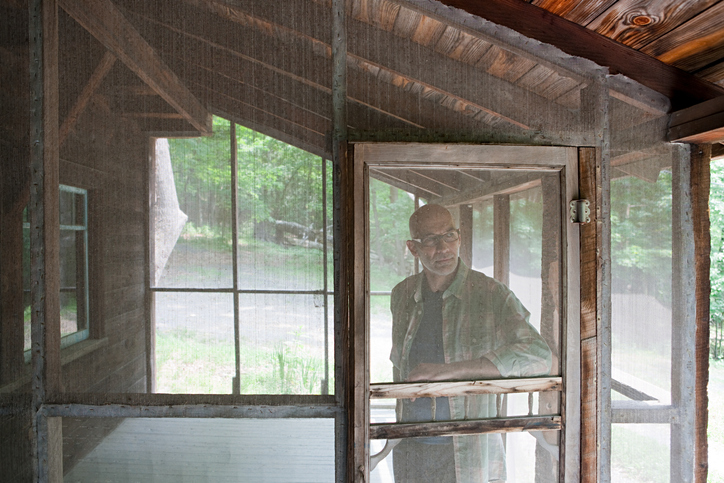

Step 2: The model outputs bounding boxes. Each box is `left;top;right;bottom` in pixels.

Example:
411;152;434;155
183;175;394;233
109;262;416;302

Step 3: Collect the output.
62;417;335;482
151;124;333;395
367;163;561;482
607;83;676;481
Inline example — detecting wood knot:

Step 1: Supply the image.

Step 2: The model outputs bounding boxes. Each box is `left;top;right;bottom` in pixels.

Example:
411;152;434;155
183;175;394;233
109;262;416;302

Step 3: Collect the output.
631;15;653;26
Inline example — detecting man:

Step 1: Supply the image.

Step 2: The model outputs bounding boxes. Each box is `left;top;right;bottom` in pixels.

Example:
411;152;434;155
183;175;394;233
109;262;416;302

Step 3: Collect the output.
390;204;553;482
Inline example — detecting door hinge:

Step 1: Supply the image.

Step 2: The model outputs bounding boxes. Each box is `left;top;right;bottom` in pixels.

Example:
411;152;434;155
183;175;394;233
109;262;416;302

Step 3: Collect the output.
569;199;591;224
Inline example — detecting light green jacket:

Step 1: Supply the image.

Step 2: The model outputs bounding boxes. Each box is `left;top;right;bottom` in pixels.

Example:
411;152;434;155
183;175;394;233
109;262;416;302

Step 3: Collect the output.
390;260;553;482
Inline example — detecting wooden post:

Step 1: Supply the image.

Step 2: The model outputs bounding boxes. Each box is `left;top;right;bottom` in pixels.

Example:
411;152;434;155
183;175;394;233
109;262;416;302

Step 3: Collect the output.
578;147;599;483
672;144;697;483
691;144;711;483
145;139;156;393
29;0;62;480
493;194;510;286
459;203;473;268
331;1;351;482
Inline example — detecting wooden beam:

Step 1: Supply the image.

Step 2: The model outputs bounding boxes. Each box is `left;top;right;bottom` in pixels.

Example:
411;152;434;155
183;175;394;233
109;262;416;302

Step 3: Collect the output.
669;96;724;143
426;0;724;109
178;0;580;132
494;194;510;286
370;415;562;440
59;51;116;145
691;144;711;483
370;377;562;399
58;0;212;135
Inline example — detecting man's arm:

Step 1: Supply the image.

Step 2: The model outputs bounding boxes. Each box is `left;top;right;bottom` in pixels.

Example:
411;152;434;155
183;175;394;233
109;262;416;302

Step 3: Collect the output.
406;357;501;382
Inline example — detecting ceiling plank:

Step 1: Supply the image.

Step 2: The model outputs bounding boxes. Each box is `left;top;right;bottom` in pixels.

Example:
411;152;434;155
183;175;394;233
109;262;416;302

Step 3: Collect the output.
125;0;551;137
640;1;724;72
59;0;212;134
59;50;116;145
531;0;617;25
428;0;724;109
669;96;724;143
180;0;580;133
586;0;720;51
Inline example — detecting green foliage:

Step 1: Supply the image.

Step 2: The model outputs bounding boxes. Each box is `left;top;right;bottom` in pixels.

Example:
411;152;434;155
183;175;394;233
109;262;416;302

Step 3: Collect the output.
369;178;416;291
155;327;328;395
611;425;669;483
169;117;327;240
711;160;724;359
610;172;672;303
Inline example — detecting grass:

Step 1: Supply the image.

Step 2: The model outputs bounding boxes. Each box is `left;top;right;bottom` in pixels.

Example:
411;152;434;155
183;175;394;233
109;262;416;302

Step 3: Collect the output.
155;327;330;394
709;359;724;483
611;425;669;482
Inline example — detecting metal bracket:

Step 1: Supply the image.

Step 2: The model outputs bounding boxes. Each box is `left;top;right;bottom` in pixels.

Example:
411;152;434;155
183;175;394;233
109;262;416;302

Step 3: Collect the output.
569;199;591;224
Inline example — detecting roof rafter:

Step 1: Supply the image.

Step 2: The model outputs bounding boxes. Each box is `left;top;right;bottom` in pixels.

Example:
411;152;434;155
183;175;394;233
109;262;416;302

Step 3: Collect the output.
59;0;212;135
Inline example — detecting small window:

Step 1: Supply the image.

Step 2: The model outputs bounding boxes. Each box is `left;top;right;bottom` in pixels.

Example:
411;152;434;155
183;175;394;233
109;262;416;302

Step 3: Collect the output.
23;185;90;360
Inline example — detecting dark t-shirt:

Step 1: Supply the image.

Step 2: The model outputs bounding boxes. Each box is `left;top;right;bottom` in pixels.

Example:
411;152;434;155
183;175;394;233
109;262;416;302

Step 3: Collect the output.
406;278;451;443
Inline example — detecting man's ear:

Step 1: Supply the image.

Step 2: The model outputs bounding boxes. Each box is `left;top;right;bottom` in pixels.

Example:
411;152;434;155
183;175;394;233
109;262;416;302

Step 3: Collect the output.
406;240;418;258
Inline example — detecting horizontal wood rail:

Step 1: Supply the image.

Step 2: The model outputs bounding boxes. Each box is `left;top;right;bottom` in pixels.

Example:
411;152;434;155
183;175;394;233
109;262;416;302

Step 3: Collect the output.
370;376;562;399
370;415;561;439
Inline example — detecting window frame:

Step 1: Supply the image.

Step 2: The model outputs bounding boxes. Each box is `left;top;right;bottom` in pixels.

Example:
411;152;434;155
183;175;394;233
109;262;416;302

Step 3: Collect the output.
23;183;91;363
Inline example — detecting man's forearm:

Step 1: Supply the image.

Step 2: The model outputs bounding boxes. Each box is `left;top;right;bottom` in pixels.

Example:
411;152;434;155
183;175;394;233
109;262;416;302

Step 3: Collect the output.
406;357;501;382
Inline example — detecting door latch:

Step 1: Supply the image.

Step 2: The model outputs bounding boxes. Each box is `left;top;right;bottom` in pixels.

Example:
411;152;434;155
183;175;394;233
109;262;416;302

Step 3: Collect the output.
569;199;591;224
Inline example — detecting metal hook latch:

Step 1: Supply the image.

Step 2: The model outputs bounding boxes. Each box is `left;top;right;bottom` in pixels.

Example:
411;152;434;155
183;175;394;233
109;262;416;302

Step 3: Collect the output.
569;199;591;224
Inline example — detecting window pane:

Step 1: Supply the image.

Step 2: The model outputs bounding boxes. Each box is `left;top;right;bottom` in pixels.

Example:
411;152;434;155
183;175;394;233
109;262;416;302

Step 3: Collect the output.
370;430;560;482
238;293;331;395
368;168;559;385
236;126;329;291
63;418;335;482
155;123;233;289
611;172;672;403
155;292;235;394
611;424;669;483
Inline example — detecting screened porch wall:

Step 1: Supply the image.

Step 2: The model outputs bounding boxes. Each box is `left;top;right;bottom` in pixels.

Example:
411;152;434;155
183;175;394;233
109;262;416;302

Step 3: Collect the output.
1;0;699;481
605;79;695;483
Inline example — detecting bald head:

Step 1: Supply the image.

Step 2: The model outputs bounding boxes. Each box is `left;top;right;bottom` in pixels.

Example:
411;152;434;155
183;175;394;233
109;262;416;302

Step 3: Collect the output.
409;204;456;239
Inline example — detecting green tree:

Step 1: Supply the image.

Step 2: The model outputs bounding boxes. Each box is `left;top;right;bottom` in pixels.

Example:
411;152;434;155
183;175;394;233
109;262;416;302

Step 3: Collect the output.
710;160;724;359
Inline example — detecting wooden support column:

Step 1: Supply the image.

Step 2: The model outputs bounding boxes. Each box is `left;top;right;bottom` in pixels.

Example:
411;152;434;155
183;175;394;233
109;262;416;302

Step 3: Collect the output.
331;1;352;482
0;159;28;384
671;144;696;483
29;0;62;481
459;203;473;268
537;174;561;482
493;194;510;286
578;147;599;483
691;144;711;483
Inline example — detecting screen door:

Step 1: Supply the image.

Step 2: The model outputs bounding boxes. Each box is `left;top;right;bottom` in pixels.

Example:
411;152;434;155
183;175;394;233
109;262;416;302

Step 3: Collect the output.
353;144;581;482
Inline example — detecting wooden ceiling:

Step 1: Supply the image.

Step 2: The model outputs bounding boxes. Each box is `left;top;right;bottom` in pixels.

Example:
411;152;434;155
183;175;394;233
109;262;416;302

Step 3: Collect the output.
532;0;724;88
3;0;724;158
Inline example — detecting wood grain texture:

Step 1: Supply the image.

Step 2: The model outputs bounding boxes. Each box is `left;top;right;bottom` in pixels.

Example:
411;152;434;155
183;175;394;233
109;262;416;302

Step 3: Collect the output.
370;377;563;399
369;415;562;439
435;0;724;108
532;0;617;25
641;1;724;71
691;144;711;483
587;0;719;50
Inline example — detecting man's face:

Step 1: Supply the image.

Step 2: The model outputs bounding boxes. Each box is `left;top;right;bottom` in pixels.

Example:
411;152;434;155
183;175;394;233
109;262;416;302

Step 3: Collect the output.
406;210;460;278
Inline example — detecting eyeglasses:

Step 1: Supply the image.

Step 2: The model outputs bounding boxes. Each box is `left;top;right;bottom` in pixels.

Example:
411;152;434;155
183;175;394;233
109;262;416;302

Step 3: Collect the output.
411;229;460;247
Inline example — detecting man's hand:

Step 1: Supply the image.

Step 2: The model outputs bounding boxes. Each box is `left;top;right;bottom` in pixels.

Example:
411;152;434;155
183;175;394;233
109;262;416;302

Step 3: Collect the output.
406;357;501;382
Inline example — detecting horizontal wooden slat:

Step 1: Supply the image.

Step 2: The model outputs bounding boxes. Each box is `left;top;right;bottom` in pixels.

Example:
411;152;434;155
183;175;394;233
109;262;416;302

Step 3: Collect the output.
369;415;562;439
587;0;719;51
370;376;562;399
641;1;724;72
669;96;724;143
